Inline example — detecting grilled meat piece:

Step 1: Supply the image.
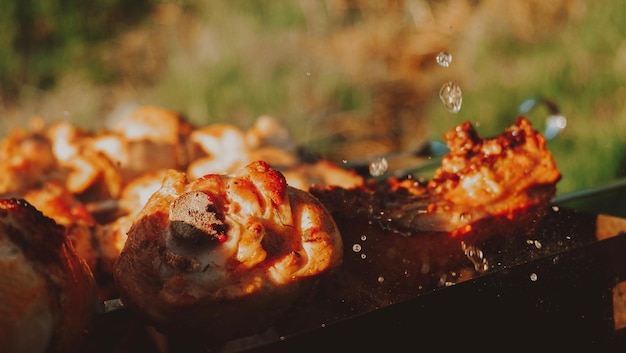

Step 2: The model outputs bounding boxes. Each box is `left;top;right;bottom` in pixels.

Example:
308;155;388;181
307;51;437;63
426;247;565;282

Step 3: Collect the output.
114;161;343;345
22;182;99;272
312;116;560;236
0;128;57;196
0;198;98;353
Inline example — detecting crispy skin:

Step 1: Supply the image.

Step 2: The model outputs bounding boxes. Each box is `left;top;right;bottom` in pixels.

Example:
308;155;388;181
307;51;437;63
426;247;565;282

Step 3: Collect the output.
0;198;98;353
312;117;561;235
428;116;560;209
114;161;343;345
22;182;99;272
0;129;57;196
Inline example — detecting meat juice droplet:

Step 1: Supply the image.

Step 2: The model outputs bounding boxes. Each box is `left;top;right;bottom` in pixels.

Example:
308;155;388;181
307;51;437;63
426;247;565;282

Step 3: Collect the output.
369;156;388;177
544;114;567;140
436;51;452;67
439;81;462;113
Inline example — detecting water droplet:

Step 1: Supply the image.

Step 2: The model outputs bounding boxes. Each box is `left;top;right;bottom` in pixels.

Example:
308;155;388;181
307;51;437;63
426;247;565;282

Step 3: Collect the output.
552;205;560;212
544;114;567;140
377;276;385;283
360;235;367;241
526;239;543;249
439;81;462;113
436;51;452;67
530;273;538;281
352;244;362;252
369;156;388;177
360;253;367;259
461;241;489;272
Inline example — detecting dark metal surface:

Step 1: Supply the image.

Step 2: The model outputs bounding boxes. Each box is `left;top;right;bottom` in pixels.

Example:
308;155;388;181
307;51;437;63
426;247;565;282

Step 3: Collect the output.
553;178;626;218
241;209;626;352
253;234;626;352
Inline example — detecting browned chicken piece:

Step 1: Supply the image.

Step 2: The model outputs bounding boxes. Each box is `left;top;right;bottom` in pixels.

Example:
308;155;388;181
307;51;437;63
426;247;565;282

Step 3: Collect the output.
400;115;561;234
21;182;100;273
187;116;300;179
94;170;168;278
0;198;98;353
43;121;123;202
105;106;193;182
0;128;57;196
312;117;561;235
186;124;252;178
428;116;561;210
114;161;343;346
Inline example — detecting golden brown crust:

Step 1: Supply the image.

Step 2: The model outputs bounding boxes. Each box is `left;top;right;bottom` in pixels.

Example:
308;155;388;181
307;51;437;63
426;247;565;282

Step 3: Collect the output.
114;161;343;344
312;117;561;236
0;198;98;353
428;116;561;208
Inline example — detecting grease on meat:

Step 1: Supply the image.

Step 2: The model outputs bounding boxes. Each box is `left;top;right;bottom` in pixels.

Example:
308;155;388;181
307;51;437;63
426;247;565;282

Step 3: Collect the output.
0;199;98;353
312;117;561;235
114;161;343;344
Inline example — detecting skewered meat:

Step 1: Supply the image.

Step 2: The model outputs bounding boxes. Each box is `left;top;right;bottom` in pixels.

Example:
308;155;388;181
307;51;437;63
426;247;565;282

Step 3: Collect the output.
0;107;353;282
186;116;299;179
0;198;98;353
312;116;561;235
186;124;253;178
104;105;193;182
94;170;168;280
0;104;562;351
0;127;57;196
114;161;343;345
22;182;99;272
45;121;123;201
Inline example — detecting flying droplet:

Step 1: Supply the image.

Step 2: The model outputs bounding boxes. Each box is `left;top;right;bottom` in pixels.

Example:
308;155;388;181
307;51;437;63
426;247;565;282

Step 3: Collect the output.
526;239;543;249
544;114;567;140
436;51;452;67
461;241;489;272
352;244;362;252
530;273;538;281
369;156;388;177
439;81;462;113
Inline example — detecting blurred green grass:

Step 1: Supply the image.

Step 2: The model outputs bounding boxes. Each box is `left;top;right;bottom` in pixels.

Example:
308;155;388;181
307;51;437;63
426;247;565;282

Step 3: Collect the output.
0;0;154;94
0;0;624;196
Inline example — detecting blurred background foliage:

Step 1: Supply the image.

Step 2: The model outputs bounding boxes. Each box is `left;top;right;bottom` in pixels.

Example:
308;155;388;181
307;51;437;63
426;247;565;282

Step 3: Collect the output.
0;0;624;195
